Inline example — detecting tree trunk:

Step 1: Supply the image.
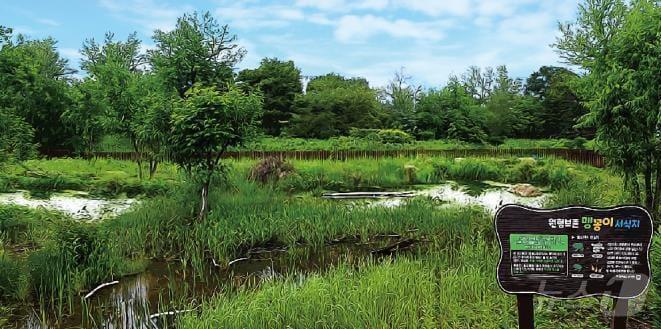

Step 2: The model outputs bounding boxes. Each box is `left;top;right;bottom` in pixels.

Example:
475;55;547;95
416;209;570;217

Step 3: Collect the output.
132;140;143;180
623;171;630;202
631;174;641;205
653;159;660;219
198;180;210;220
644;158;653;210
149;159;158;180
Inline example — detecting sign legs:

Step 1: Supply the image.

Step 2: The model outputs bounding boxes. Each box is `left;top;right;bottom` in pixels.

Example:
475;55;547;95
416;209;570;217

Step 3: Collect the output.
516;294;535;329
610;298;628;329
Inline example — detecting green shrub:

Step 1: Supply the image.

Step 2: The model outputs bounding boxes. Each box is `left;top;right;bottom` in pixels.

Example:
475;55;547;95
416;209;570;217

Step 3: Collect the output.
348;128;413;144
0;257;28;300
376;129;414;144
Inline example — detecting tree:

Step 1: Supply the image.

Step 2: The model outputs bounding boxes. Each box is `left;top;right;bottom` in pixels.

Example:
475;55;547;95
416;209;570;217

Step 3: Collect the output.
416;77;487;143
0;30;76;150
170;86;263;219
237;58;302;135
63;79;107;155
524;66;587;137
287;73;382;138
555;0;660;214
380;67;422;134
461;66;494;104
80;32;149;177
132;74;174;179
150;11;245;99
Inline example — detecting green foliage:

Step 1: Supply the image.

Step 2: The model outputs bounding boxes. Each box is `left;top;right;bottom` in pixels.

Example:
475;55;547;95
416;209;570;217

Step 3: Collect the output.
415;80;486;143
150;11;244;98
0;32;75;149
170;85;263;218
237;58;302;136
0;256;28;301
63;79;106;154
524;66;587;138
349;128;414;144
652;230;661;328
0;109;36;163
0;158;178;197
555;0;660;214
287;74;382;138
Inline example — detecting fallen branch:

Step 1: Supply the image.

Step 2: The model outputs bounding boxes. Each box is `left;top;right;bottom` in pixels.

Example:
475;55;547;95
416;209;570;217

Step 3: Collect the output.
149;309;193;319
370;239;417;256
84;280;119;299
228;257;249;266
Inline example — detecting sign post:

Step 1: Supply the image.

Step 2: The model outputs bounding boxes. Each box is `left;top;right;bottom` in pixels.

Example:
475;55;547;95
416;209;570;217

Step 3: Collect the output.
494;205;653;329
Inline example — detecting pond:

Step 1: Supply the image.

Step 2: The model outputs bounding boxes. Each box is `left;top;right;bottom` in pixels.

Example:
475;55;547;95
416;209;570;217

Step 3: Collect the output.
5;181;548;328
0;191;138;221
325;181;550;213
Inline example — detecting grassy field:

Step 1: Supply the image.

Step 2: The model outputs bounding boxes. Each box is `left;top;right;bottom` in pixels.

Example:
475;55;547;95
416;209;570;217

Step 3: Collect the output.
0;156;657;328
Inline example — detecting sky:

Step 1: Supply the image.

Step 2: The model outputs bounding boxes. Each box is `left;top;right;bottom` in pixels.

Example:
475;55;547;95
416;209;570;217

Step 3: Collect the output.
1;0;580;88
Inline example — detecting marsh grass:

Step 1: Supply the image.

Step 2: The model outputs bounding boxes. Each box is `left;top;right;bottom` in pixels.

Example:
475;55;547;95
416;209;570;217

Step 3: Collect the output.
0;158;179;197
0;156;644;328
232;156;601;194
177;239;607;329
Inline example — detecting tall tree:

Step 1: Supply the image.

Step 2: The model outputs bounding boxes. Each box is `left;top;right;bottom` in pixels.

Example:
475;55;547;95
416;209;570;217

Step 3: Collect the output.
524;66;587;137
288;73;382;138
461;66;494;104
237;58;302;136
80;32;149;177
63;79;107;155
555;0;660;214
416;77;486;143
380;67;422;134
150;11;245;99
0;28;75;150
170;86;262;219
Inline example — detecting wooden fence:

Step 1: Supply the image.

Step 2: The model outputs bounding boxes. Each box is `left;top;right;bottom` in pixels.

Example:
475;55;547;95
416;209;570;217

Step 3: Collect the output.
42;148;606;167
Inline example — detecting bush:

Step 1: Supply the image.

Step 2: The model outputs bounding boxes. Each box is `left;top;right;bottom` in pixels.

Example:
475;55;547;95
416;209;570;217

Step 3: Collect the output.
248;157;295;184
376;129;414;144
349;128;413;144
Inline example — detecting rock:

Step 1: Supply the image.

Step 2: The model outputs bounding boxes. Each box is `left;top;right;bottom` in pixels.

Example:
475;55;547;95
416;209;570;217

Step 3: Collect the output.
509;183;542;197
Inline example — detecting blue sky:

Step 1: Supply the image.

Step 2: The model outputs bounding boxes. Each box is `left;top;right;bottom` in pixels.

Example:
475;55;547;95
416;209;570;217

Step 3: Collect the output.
1;0;579;87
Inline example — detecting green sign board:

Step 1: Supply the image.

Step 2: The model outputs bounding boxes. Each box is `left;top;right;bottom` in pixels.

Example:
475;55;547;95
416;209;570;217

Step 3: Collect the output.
509;234;568;252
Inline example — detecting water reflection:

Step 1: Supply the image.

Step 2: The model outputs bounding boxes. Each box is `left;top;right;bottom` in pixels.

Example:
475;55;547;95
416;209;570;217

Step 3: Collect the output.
0;190;137;220
16;242;394;328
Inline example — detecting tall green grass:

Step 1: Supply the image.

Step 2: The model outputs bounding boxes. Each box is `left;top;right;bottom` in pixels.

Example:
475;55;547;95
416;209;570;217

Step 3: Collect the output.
0;156;632;326
0;158;179;197
177;240;606;329
232;156;598;193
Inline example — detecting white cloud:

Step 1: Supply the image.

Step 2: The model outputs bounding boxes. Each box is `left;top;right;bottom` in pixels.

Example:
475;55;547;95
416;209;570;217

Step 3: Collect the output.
393;0;472;17
295;0;389;11
98;0;193;33
215;3;307;29
35;18;60;27
334;15;446;43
